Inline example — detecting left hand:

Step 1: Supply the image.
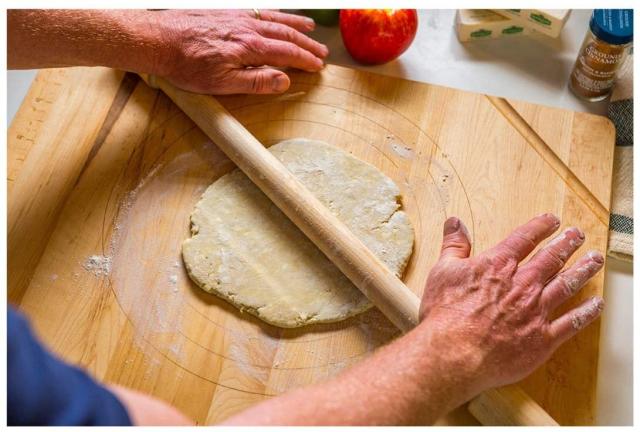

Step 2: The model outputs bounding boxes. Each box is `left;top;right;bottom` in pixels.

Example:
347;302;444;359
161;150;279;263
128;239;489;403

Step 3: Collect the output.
149;9;329;95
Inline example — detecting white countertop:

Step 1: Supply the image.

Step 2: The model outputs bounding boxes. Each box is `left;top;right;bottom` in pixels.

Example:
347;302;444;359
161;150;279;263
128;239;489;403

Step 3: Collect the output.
311;9;610;116
6;8;632;425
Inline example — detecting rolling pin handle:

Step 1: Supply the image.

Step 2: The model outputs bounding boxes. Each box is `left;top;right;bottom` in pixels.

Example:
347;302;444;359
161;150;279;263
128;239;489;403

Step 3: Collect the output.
468;385;559;426
139;73;159;89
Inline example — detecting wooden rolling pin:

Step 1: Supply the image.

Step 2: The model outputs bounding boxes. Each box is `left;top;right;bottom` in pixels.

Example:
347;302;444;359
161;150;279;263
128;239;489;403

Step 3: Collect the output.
139;73;558;426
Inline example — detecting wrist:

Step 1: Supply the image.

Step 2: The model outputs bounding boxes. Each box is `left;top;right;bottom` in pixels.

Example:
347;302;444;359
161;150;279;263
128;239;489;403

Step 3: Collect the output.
132;11;176;77
409;325;486;410
132;11;183;78
103;10;171;76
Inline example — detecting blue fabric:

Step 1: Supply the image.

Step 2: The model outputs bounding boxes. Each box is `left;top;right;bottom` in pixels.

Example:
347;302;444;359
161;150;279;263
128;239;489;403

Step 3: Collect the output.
7;306;132;426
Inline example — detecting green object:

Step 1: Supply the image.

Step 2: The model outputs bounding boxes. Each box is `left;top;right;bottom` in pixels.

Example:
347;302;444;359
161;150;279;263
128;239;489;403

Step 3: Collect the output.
302;9;340;26
530;13;552;26
471;29;492;38
502;26;525;35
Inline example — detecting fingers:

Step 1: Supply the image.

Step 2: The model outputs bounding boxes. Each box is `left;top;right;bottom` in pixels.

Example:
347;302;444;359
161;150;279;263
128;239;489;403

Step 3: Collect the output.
251;10;316;32
254;20;329;59
520;226;585;283
439;217;472;260
220;68;290;95
490;213;560;264
548;296;604;346
542;250;604;311
245;37;324;72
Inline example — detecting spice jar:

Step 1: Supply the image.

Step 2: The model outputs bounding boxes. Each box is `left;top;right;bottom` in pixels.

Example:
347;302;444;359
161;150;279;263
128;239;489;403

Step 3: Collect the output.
569;9;633;101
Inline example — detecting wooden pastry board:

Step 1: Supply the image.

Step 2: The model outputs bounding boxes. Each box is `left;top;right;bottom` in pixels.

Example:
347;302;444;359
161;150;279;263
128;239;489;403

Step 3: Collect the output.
7;65;615;425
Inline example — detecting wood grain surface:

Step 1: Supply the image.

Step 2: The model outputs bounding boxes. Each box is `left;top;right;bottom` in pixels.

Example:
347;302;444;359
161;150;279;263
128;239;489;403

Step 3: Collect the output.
7;65;615;425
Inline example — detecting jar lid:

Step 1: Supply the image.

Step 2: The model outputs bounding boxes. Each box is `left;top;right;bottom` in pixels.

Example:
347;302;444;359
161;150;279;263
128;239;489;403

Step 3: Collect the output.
589;9;633;45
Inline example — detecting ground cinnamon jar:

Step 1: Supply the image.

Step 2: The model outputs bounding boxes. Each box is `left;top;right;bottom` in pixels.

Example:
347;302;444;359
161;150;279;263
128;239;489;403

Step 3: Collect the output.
569;9;633;101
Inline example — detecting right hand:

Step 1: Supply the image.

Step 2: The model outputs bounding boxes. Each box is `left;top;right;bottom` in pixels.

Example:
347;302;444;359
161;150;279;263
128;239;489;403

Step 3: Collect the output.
150;9;329;95
418;214;604;400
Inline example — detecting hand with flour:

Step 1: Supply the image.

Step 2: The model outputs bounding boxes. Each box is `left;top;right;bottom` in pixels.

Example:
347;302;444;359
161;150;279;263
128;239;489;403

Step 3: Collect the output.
8;9;328;95
418;214;604;400
224;214;604;425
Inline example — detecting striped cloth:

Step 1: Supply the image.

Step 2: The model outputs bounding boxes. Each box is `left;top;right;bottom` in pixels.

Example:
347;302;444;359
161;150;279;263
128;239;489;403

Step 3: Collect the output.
607;55;633;261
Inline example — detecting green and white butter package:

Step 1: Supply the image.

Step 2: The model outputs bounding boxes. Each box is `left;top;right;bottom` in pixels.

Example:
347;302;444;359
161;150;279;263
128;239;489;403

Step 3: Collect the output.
492;9;571;38
455;9;531;42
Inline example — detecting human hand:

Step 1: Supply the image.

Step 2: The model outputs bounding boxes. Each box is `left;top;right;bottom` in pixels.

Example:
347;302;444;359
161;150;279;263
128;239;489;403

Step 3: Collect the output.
108;384;193;426
418;214;604;399
149;9;328;94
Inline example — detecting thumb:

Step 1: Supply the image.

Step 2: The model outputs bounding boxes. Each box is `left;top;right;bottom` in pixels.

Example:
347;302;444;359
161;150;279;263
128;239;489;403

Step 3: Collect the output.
440;217;471;259
228;68;290;94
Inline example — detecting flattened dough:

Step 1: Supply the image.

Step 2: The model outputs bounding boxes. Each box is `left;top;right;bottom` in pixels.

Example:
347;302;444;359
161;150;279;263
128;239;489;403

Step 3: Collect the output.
182;138;414;328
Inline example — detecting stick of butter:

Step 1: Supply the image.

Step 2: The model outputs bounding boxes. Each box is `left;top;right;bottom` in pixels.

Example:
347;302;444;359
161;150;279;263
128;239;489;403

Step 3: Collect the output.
491;9;571;38
455;9;531;42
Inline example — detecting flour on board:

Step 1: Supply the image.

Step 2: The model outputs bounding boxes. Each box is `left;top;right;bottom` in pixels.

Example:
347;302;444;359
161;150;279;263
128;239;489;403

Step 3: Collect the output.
83;255;112;277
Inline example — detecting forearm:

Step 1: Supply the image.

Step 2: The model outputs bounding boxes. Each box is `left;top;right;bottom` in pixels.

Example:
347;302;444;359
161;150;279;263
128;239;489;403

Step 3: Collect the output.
223;326;474;425
8;9;165;74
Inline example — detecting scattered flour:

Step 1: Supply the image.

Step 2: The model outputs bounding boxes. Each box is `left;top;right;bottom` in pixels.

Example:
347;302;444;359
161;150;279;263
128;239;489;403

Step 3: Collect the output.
429;158;452;210
571;297;605;330
386;135;415;159
228;342;270;383
83;255;112;277
168;274;179;293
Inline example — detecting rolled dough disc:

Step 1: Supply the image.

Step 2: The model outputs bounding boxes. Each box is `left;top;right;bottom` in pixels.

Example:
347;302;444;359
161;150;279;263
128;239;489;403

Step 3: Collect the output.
182;138;414;328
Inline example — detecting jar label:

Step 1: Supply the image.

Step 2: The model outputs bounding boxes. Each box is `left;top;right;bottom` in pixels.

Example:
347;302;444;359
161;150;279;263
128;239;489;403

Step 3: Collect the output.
570;41;627;98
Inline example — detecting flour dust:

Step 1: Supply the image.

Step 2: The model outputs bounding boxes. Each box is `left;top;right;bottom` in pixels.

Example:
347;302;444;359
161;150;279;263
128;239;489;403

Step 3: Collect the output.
386;134;415;159
83;255;112;277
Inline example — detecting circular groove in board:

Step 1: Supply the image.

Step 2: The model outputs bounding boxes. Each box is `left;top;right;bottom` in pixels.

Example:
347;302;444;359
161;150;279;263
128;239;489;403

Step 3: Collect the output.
106;84;475;396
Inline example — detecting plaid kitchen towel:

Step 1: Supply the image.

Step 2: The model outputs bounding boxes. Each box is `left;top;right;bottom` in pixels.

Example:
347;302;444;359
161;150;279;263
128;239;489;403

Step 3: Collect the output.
607;55;633;261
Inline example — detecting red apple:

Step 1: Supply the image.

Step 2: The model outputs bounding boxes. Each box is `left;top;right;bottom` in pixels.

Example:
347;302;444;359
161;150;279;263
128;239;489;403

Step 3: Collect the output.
339;9;418;65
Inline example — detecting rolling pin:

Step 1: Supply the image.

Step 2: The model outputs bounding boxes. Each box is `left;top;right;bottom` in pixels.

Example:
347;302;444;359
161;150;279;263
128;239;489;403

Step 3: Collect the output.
139;73;558;426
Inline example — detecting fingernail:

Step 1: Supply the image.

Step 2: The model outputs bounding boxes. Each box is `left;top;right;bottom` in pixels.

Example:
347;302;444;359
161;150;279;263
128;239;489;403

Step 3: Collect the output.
305;17;315;29
443;217;460;236
321;44;330;57
541;213;560;227
273;75;289;92
587;250;604;264
592;296;605;313
566;226;584;244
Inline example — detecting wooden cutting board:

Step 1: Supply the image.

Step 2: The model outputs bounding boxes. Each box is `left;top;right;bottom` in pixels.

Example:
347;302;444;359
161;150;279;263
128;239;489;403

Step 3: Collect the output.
8;65;615;425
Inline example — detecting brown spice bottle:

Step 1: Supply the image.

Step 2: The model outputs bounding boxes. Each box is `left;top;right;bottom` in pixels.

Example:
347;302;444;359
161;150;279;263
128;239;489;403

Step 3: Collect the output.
569;9;633;102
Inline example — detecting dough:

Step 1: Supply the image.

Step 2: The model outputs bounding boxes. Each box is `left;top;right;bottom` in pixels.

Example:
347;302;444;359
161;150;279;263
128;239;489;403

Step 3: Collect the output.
182;138;414;328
